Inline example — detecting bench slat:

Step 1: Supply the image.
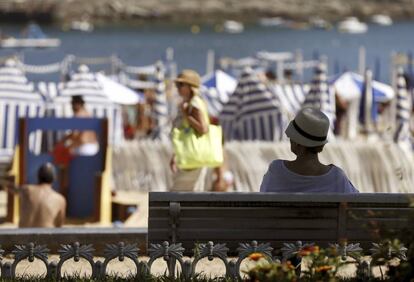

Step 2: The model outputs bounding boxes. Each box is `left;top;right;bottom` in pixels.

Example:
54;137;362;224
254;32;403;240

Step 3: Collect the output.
178;218;337;229
347;208;413;218
148;192;414;254
150;207;338;219
150;228;337;240
347;218;410;229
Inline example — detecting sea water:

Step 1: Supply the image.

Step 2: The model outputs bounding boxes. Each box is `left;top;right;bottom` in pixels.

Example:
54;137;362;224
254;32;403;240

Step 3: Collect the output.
1;21;414;83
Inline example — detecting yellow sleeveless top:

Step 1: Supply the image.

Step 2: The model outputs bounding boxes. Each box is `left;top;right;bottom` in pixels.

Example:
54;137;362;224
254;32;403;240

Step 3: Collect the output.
182;95;209;128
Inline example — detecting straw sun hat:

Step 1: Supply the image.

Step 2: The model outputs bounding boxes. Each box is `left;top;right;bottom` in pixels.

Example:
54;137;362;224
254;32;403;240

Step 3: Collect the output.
174;69;201;88
285;107;330;147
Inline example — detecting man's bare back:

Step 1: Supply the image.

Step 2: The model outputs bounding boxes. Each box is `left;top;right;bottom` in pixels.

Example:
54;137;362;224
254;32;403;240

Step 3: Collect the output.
19;184;66;228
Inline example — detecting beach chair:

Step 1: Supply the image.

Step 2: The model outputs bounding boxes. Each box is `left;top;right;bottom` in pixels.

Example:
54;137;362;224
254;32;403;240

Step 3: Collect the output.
7;117;112;225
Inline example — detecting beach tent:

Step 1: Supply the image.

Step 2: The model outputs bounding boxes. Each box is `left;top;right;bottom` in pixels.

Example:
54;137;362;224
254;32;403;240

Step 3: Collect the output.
303;63;336;128
0;58;45;161
393;68;412;152
201;70;237;117
329;71;394;103
270;83;309;119
220;68;286;141
53;64;123;145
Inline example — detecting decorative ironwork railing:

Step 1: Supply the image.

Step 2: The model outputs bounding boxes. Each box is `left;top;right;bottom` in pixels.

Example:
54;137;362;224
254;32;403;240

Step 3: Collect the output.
0;240;407;279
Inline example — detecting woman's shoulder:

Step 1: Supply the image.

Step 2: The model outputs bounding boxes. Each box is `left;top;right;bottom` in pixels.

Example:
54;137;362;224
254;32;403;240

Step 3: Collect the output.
329;165;348;176
190;95;206;108
330;165;359;193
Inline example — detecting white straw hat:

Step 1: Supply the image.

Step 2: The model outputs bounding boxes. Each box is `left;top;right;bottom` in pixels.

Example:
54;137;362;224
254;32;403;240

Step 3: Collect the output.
285;107;329;147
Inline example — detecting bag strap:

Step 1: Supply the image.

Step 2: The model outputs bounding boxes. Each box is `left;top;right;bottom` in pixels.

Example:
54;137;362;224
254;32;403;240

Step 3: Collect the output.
188;96;210;126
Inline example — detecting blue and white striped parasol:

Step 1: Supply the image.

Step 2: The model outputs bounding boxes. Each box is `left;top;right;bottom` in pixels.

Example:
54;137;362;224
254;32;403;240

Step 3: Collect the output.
53;64;123;145
201;69;237;117
58;64;109;105
220;68;286;141
394;67;412;150
303;63;336;128
0;58;45;160
329;71;394;103
270;83;309;119
359;69;377;132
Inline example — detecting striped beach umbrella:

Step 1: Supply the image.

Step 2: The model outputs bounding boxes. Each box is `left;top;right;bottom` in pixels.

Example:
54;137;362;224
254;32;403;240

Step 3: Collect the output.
149;61;170;141
54;65;123;145
359;69;376;133
303;63;336;128
220;68;286;141
330;71;394;103
393;68;412;149
0;58;45;160
270;83;309;119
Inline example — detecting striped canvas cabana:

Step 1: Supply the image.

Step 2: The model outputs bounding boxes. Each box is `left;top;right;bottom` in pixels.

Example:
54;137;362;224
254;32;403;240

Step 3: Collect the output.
303;63;336;128
53;65;123;145
0;59;45;161
220;68;287;141
394;67;412;152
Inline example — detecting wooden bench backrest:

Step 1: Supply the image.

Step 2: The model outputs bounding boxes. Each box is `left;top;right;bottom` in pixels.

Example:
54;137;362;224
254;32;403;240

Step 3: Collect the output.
148;193;414;253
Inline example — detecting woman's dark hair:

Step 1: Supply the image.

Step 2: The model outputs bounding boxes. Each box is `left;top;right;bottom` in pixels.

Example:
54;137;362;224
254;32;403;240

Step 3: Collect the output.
71;95;85;105
304;145;324;154
38;163;56;184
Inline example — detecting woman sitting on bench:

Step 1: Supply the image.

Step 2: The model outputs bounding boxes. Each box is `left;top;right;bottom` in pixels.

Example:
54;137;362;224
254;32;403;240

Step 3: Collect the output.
260;107;359;193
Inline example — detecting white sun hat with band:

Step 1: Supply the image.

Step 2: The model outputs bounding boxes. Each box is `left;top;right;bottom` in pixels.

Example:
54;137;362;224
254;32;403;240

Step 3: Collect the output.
285;107;330;147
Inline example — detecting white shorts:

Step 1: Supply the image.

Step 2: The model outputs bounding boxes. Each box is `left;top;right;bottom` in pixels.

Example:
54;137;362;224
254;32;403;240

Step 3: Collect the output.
74;143;99;156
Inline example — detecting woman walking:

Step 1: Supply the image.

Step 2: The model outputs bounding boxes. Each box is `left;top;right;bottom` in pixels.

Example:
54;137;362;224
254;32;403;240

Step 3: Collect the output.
170;69;210;191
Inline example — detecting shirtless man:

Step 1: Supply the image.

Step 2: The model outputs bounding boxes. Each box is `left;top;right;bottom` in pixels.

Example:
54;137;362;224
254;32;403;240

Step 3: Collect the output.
62;95;99;156
1;163;66;227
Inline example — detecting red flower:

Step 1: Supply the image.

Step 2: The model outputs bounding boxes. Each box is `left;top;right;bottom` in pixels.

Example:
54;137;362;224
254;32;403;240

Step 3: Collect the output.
248;252;265;261
298;246;319;257
315;265;332;273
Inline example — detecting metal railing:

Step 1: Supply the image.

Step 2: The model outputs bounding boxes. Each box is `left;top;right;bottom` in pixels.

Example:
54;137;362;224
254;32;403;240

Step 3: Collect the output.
0;239;407;279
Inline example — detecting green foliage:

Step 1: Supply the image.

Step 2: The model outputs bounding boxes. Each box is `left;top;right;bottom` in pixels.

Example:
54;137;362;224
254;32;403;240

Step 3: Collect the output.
244;260;297;282
300;247;347;281
244;242;413;282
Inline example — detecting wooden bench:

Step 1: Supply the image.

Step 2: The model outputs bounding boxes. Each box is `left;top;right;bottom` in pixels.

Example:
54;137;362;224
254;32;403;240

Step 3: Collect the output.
148;192;414;254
